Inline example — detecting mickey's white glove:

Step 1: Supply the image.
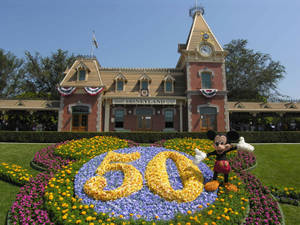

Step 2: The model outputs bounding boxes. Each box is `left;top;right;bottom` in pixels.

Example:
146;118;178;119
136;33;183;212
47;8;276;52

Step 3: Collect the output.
237;137;254;152
193;148;207;165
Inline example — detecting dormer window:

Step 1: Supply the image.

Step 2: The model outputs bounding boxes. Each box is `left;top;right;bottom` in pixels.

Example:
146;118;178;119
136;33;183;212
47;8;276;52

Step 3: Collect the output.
114;73;127;92
76;62;90;81
117;80;124;91
141;80;148;90
201;72;212;89
163;74;175;93
139;73;151;91
79;70;86;81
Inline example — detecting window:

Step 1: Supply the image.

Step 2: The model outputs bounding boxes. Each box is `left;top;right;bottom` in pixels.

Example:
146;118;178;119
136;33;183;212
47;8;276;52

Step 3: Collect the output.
71;105;89;131
165;80;173;92
141;80;148;90
79;70;86;81
201;73;212;89
72;105;89;114
199;107;217;115
165;109;174;128
116;80;124;91
115;109;125;128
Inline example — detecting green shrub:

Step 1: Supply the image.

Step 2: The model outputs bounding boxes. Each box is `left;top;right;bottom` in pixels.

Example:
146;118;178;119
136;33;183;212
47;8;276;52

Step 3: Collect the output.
0;131;299;143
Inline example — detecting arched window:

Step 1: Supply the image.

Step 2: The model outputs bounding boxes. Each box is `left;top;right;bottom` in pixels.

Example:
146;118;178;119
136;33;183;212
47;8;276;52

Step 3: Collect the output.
71;105;90;131
198;106;217;131
201;72;212;89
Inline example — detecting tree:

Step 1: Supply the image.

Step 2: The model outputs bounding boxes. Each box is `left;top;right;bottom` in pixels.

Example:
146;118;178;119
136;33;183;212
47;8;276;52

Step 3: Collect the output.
0;49;24;97
224;39;285;101
22;49;76;99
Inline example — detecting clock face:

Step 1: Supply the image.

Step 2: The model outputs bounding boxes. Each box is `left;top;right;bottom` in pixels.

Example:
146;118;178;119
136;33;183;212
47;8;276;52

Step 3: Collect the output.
200;45;212;57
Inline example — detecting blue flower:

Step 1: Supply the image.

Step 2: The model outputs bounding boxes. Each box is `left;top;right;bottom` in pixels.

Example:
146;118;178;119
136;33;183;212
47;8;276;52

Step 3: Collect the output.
74;147;217;221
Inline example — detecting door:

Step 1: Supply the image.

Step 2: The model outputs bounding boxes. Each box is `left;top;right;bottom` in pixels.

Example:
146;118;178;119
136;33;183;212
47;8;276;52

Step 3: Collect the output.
72;114;88;131
199;107;217;132
136;108;153;131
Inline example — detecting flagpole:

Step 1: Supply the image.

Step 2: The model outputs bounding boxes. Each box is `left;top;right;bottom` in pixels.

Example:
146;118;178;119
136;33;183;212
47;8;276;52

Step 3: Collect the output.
91;31;94;57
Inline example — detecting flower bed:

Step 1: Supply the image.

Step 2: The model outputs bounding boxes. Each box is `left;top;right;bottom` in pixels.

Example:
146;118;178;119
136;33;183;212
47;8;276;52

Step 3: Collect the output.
43;138;248;225
229;150;256;172
54;136;131;160
3;136;287;225
268;186;300;206
32;143;73;171
0;162;33;186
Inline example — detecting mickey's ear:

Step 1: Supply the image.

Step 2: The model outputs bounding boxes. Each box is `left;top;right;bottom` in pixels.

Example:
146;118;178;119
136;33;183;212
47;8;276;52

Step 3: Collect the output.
226;131;240;142
207;130;217;140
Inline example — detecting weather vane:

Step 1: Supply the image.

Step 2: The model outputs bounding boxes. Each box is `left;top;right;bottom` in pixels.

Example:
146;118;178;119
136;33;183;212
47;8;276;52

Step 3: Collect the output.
189;0;205;17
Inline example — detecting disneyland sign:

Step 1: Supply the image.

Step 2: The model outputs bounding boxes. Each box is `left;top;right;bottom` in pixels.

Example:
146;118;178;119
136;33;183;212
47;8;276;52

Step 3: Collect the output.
112;98;176;105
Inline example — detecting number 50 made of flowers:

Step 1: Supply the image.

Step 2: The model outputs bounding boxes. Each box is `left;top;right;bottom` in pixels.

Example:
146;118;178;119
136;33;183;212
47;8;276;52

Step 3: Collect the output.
84;151;204;203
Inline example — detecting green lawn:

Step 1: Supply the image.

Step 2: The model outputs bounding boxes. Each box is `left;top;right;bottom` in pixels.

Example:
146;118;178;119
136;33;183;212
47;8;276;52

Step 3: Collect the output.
0;143;49;225
0;143;299;225
251;144;300;225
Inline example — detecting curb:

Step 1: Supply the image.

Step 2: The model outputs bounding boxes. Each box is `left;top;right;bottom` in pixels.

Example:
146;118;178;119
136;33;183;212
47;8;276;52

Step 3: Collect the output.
30;160;49;172
271;194;286;225
242;162;257;172
6;209;12;225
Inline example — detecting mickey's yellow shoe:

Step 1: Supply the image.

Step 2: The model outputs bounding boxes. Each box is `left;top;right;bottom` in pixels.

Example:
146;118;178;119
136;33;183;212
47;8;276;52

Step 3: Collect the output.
204;180;219;192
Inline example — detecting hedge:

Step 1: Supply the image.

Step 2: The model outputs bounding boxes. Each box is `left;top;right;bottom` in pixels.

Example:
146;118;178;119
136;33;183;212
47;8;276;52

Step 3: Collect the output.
0;131;299;143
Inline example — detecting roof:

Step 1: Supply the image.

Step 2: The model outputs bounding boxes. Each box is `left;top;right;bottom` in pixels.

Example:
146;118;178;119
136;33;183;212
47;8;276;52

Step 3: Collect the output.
99;68;186;98
0;100;60;111
185;11;223;52
60;58;103;87
228;102;300;113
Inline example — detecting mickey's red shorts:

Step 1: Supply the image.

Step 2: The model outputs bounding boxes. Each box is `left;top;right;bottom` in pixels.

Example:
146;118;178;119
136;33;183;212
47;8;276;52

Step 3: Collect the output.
214;160;231;174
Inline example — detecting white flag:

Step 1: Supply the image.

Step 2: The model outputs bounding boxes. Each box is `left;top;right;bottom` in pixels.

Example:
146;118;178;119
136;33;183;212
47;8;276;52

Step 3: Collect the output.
92;31;98;48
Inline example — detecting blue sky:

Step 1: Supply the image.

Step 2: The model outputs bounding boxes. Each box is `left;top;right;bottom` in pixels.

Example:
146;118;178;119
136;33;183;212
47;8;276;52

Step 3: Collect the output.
1;0;299;99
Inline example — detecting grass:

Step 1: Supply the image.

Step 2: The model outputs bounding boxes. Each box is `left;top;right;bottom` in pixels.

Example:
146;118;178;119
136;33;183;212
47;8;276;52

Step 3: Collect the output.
251;144;300;225
0;143;299;225
0;143;50;225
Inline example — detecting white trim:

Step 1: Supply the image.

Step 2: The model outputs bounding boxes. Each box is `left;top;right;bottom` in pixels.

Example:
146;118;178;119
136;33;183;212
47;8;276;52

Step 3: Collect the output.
60;60;78;86
104;100;110;132
94;60;103;85
68;103;91;114
197;68;215;77
197;104;219;113
57;97;64;131
186;13;198;51
201;14;224;51
96;94;103;132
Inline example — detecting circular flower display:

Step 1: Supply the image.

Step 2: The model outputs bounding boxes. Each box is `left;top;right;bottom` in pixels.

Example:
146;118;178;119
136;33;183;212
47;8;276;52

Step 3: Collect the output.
74;147;217;221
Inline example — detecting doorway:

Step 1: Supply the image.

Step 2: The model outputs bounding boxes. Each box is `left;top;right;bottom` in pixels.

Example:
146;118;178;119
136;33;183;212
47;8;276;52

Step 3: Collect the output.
199;107;217;132
136;108;153;130
71;105;89;131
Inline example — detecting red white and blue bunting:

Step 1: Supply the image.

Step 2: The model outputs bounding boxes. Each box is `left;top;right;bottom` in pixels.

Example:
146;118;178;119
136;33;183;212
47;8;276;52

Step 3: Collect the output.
200;89;217;98
84;87;104;96
57;86;76;96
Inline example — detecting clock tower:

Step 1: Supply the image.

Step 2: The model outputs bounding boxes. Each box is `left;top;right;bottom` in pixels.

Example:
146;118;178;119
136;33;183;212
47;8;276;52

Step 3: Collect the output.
177;6;229;132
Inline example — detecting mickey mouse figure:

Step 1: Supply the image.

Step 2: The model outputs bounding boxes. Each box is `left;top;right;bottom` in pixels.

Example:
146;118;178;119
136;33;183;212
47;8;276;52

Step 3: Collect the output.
193;130;254;192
